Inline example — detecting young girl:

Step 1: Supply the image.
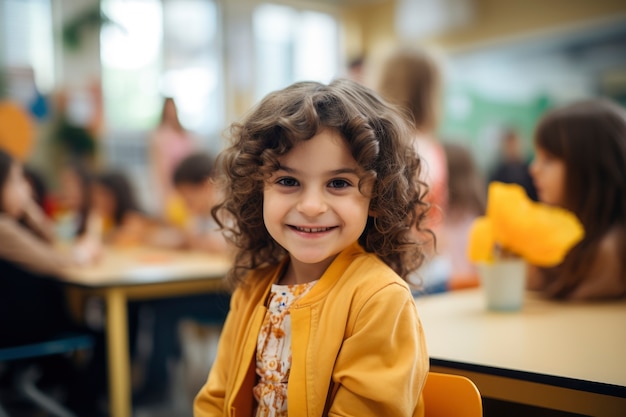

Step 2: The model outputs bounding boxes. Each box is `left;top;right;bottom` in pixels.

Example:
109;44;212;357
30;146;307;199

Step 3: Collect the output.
529;98;626;300
194;79;431;416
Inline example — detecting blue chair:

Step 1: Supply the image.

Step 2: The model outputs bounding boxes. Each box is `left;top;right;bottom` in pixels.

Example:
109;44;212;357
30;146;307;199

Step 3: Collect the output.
0;333;94;417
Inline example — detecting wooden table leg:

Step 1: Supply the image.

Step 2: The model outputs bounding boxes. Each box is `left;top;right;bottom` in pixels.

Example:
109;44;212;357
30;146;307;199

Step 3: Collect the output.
105;288;132;417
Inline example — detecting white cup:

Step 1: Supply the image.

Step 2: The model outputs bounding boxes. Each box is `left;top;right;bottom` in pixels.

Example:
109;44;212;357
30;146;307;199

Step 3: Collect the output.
478;259;526;311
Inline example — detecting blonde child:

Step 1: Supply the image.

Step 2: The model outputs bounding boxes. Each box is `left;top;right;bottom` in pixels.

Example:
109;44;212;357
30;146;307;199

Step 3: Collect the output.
529;98;626;299
194;79;431;417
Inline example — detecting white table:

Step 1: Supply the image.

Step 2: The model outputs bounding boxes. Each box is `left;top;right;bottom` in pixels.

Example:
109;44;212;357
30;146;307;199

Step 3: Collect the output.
415;288;626;417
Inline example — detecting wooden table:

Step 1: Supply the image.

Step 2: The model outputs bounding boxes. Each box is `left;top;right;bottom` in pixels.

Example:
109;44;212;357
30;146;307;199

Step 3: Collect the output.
414;288;626;417
58;247;232;417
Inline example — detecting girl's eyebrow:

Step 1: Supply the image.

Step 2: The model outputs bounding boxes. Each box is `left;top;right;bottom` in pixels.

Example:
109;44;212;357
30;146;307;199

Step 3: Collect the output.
277;164;360;176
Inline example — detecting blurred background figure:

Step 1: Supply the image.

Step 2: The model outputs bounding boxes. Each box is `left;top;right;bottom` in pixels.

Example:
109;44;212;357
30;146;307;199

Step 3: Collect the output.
148;97;196;219
22;165;54;216
346;55;367;85
441;142;486;290
376;45;449;292
52;160;94;241
377;46;447;220
0;148;105;416
91;169;158;246
169;152;230;253
489;127;538;200
528;98;626;300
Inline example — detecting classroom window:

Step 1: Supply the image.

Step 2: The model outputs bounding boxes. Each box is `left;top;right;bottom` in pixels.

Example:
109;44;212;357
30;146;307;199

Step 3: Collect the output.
0;0;55;98
100;0;222;136
100;0;163;131
253;3;339;101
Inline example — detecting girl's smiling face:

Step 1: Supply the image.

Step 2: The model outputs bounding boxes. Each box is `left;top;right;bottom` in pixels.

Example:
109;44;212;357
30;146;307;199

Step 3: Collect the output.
530;147;566;207
263;128;372;283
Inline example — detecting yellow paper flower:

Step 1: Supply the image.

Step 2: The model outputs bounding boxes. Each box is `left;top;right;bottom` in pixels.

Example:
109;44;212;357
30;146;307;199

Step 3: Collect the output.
467;217;495;263
467;182;584;266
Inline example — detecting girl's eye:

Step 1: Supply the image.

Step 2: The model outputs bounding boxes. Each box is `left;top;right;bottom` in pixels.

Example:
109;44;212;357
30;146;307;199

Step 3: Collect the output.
328;179;351;189
277;177;299;187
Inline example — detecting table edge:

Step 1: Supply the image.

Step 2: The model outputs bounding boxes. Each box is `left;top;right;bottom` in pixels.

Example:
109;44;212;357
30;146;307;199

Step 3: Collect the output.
430;358;626;398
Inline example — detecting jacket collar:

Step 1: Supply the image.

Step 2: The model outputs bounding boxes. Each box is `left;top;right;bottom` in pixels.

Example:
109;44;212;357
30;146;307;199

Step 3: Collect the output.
288;241;365;306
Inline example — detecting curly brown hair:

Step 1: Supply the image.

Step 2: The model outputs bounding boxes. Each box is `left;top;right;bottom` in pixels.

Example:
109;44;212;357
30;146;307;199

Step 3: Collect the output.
213;78;431;286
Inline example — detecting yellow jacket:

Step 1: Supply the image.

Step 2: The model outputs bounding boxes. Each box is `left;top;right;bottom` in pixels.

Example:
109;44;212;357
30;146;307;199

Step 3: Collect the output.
194;242;428;417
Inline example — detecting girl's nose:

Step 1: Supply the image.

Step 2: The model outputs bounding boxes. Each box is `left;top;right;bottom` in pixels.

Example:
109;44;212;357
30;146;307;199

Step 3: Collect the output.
297;188;327;217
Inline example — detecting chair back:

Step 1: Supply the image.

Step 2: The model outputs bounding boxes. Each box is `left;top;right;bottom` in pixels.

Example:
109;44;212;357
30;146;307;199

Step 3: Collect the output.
423;371;482;417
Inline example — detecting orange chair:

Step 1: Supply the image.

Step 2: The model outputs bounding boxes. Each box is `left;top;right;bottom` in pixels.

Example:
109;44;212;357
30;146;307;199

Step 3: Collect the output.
423;372;483;417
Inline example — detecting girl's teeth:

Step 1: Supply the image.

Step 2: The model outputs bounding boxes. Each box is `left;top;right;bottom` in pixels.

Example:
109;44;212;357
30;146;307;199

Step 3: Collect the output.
297;227;330;233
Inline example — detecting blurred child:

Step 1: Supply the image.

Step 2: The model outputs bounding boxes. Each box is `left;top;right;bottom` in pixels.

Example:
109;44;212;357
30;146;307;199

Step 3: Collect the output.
0;148;104;414
529;98;626;300
0;149;100;284
23;165;55;216
489;127;537;201
440;142;486;290
376;46;448;292
194;79;430;416
90;169;156;246
169;152;230;253
53;160;93;240
376;46;447;216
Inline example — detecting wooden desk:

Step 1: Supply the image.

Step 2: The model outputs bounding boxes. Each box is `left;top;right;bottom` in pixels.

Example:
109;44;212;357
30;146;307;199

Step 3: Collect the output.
415;288;626;417
58;247;232;417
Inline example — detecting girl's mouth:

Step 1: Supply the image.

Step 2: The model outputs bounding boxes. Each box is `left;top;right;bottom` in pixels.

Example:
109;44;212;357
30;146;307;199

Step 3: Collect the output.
289;225;335;233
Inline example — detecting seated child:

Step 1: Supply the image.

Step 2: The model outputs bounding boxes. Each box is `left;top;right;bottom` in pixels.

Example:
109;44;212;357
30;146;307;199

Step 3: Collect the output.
90;169;158;246
528;98;626;300
171;152;230;253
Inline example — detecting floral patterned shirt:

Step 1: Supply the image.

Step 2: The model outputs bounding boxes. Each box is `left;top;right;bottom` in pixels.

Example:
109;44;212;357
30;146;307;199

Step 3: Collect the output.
253;280;317;417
